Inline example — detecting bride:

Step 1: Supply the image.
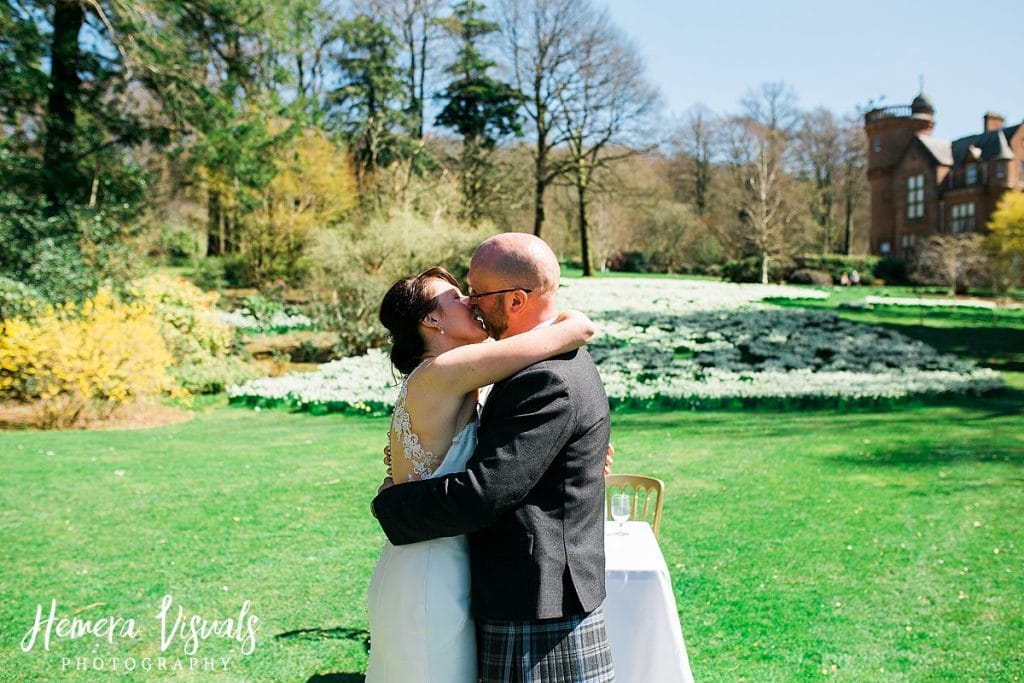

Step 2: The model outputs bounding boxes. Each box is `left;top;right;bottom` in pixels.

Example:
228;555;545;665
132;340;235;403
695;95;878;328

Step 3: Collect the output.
365;266;595;682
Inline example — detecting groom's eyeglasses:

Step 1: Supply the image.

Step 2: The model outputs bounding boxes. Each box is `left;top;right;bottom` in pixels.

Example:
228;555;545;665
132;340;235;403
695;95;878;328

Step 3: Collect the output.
466;287;533;301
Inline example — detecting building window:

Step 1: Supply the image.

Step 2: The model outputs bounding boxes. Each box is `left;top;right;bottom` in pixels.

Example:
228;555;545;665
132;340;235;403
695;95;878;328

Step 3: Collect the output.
906;174;924;219
901;234;916;259
966;164;977;185
873;139;881;153
880;241;891;256
951;202;976;233
996;162;1006;179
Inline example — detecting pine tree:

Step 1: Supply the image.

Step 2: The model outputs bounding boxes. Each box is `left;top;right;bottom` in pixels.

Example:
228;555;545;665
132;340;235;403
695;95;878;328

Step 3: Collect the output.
435;0;522;223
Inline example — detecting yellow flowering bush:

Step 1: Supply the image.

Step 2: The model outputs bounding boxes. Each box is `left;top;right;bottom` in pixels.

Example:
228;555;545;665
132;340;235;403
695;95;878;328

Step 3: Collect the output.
126;272;234;361
0;286;185;428
125;272;264;393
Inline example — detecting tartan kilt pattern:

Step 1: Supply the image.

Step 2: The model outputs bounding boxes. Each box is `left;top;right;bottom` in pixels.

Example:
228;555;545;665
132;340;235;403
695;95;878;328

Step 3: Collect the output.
476;606;615;683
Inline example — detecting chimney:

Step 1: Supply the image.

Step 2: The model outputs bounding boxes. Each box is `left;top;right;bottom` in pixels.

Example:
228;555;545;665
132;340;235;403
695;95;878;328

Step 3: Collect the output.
984;112;1005;132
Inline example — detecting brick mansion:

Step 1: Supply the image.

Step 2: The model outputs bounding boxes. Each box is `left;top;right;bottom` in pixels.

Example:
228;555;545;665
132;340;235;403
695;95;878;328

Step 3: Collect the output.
863;94;1024;258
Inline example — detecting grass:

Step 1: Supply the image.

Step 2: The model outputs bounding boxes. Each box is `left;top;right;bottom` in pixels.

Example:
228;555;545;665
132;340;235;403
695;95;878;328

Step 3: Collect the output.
2;279;1023;681
1;392;1021;681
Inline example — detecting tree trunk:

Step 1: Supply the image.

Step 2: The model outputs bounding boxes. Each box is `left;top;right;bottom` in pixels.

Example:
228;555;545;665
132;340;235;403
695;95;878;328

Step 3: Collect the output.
577;175;593;277
416;12;428;140
532;107;548;237
207;188;222;256
843;196;854;255
761;252;769;284
533;151;546;237
42;0;85;218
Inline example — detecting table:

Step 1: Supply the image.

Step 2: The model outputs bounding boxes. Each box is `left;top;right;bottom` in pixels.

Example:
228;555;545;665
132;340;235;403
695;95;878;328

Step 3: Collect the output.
604;521;694;683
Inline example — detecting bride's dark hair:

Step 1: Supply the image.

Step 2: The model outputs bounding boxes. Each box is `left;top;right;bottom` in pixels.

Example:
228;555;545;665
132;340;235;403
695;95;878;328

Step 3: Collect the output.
379;266;460;375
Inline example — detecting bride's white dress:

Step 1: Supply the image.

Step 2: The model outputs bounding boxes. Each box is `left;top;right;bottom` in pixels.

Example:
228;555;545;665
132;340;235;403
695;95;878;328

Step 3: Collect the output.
364;378;478;683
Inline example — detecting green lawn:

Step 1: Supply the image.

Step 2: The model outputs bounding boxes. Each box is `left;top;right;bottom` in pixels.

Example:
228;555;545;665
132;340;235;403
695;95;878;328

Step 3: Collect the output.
2;286;1023;681
2;388;1022;681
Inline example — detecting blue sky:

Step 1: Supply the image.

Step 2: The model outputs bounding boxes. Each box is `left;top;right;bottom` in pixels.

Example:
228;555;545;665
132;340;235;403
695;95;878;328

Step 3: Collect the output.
601;0;1023;140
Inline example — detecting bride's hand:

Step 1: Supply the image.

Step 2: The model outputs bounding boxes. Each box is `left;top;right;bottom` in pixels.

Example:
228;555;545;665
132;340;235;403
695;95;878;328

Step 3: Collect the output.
604;443;614;476
378;477;395;495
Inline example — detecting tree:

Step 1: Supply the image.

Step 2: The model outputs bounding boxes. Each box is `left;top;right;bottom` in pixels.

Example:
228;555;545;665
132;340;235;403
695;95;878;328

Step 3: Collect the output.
243;124;357;285
435;0;523;223
156;1;301;257
795;107;842;254
355;0;446;140
285;0;345;122
723;82;800;284
912;233;987;296
836;114;868;255
985;192;1024;296
0;0;203;297
668;104;718;215
329;14;409;192
555;12;658;275
498;0;590;237
794;108;869;256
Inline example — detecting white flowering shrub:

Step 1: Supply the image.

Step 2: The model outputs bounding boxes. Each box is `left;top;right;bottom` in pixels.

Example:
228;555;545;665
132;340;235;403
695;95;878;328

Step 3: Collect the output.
227;278;1002;413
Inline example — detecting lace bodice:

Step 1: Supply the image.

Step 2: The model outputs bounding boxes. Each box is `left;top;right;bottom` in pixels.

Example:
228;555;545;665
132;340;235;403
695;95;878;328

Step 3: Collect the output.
390;373;478;483
392;380;444;481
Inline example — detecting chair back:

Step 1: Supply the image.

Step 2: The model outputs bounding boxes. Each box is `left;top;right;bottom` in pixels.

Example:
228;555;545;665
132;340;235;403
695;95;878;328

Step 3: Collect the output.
605;473;665;538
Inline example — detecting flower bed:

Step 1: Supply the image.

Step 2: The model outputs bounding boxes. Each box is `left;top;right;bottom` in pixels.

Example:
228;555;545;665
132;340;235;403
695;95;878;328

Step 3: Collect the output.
227;278;1002;413
228;349;397;415
218;309;315;332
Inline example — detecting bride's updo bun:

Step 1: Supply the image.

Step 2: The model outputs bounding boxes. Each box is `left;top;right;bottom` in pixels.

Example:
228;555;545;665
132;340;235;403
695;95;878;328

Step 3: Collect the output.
379;266;459;375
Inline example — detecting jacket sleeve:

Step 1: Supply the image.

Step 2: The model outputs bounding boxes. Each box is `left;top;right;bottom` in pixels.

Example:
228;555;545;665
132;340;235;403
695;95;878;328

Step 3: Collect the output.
371;365;575;545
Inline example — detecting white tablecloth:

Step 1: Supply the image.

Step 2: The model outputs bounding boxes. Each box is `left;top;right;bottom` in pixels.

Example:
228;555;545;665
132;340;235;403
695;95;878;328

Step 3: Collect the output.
604;521;694;683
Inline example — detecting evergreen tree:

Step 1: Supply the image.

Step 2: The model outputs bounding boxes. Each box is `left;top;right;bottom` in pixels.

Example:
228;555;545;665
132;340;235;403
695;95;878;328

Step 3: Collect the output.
329;14;409;193
435;0;522;223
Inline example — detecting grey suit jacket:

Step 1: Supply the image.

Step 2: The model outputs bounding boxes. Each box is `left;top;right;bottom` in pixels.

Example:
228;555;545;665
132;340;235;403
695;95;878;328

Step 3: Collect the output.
371;348;611;620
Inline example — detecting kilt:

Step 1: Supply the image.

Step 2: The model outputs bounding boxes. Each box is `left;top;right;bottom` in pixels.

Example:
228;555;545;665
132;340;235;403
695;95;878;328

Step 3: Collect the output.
476;606;615;683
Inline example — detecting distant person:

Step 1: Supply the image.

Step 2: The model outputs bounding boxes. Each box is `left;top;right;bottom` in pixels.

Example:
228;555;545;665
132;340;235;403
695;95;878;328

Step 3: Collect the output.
840;272;851;287
850;270;861;286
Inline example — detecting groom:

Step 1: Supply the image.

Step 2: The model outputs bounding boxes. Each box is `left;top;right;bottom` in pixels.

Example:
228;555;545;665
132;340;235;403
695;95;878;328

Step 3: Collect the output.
372;232;614;682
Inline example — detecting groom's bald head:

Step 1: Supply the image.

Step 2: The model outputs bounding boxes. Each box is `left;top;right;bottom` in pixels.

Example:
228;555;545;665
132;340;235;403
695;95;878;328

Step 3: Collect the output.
470;233;560;296
468;233;561;338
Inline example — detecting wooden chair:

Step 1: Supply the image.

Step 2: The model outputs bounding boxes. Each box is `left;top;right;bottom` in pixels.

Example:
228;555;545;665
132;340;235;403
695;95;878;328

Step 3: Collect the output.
605;474;665;538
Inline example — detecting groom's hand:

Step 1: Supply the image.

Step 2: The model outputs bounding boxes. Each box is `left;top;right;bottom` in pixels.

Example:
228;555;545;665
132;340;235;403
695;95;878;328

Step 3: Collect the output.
604;443;614;476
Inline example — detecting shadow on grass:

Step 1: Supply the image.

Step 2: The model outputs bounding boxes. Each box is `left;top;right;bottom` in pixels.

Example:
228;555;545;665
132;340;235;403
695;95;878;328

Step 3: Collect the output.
306;674;364;683
769;297;1024;372
275;626;370;653
874;322;1024;374
831;444;1024;469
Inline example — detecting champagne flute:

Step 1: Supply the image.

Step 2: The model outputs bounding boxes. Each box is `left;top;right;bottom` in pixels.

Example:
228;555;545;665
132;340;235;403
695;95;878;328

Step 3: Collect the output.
611;493;631;535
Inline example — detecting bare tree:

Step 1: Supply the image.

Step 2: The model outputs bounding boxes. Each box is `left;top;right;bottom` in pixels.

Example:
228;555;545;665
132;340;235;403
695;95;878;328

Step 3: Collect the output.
913;234;987;296
499;0;592;237
740;81;799;136
555;13;659;275
795;107;843;254
287;0;347;116
353;0;446;139
723;82;800;283
836;114;868;255
668;104;718;215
